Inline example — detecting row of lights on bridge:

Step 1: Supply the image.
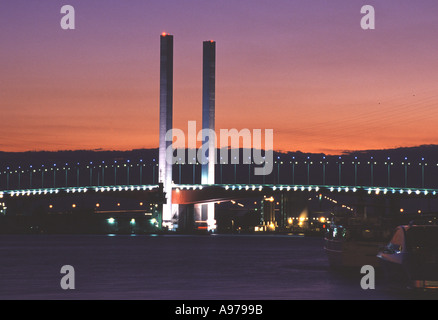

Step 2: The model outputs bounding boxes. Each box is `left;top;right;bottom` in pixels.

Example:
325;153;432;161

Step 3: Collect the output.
2;183;438;199
0;157;432;173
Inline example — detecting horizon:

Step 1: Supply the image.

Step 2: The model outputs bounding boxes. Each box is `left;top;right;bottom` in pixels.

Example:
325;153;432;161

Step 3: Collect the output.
2;143;438;157
2;1;438;154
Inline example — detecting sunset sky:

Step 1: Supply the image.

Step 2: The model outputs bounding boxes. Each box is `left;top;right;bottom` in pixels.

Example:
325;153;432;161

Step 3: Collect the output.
1;0;438;154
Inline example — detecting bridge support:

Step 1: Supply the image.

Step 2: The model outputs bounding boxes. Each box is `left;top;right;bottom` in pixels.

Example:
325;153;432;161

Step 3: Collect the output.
199;40;216;232
159;33;175;229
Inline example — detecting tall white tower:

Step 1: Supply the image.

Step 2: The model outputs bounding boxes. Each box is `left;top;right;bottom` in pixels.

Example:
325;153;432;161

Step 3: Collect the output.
159;33;174;227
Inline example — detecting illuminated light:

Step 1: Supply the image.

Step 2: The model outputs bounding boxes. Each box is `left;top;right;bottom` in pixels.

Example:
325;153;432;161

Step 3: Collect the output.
320;217;326;223
273;186;277;191
418;210;422;214
245;186;249;190
258;186;263;191
408;190;412;195
108;218;115;224
252;185;256;191
399;189;404;194
400;208;404;213
288;218;293;224
345;187;349;192
375;188;380;195
279;186;283;191
140;202;144;206
225;185;229;190
301;186;305;191
96;203;100;207
161;32;167;37
117;203;121;207
416;190;421;195
118;187;123;192
383;189;388;194
49;205;53;209
136;186;141;191
72;204;76;208
124;187;129;191
352;188;357;192
238;186;242;190
130;186;134;191
130;219;136;224
286;186;291;191
424;190;429;195
294;186;298;191
330;187;334;192
308;186;312;192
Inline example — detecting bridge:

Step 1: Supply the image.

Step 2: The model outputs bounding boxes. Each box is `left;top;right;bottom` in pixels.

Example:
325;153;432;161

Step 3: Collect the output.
1;33;437;233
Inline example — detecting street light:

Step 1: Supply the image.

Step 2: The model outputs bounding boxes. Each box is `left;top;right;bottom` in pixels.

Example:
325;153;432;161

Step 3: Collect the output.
18;166;21;189
337;157;343;186
304;156;312;185
53;164;57;188
41;165;45;188
420;158;426;188
114;161;118;185
248;156;252;184
320;156;327;185
385;157;393;187
76;162;80;187
29;165;33;188
352;157;359;186
126;160;130;185
139;159;143;185
152;159;156;184
64;163;69;187
6;167;10;190
368;157;375;187
89;162;93;186
402;157;410;188
290;157;296;185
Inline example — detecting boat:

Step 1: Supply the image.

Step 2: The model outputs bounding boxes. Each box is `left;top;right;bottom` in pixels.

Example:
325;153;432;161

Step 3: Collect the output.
324;211;390;270
324;222;386;270
377;223;438;290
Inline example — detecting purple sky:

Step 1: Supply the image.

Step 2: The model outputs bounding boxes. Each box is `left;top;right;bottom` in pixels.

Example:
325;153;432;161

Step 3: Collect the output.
1;0;438;153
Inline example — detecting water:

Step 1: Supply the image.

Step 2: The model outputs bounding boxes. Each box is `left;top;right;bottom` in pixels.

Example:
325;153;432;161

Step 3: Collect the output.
0;234;435;300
